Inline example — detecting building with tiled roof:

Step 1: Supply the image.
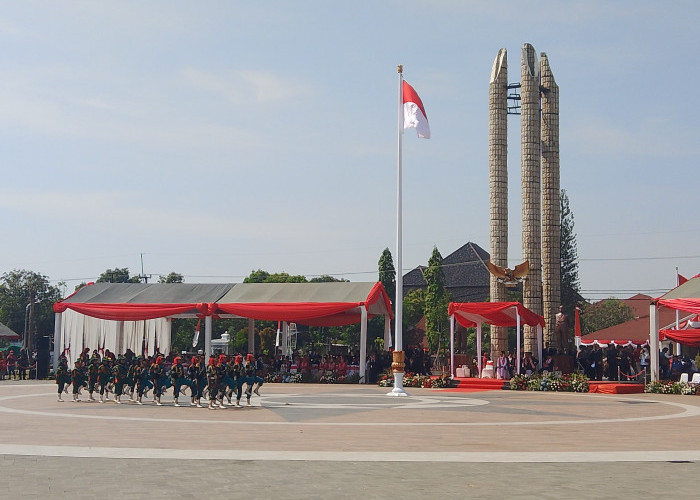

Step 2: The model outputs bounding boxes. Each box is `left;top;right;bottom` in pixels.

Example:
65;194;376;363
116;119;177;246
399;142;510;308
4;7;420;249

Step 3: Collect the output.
402;242;491;302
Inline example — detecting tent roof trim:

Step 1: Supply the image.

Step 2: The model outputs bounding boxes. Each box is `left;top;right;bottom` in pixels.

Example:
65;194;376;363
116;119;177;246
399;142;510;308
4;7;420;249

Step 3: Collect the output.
54;282;392;326
448;301;545;329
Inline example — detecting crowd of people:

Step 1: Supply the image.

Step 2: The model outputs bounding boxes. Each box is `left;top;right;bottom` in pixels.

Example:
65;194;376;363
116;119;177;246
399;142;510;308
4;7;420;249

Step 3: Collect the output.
54;347;263;409
0;348;33;380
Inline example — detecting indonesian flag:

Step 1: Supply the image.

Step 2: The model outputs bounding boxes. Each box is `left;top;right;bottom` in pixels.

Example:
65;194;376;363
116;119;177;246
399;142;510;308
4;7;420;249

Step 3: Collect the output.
403;80;430;139
574;307;582;338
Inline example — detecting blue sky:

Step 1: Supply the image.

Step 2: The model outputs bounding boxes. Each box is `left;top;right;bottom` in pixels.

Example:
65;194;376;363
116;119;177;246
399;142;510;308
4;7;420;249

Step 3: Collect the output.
1;1;699;301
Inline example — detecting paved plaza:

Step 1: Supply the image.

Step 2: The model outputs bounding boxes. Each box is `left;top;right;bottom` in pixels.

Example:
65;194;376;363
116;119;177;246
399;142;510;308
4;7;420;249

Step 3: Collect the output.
1;380;699;498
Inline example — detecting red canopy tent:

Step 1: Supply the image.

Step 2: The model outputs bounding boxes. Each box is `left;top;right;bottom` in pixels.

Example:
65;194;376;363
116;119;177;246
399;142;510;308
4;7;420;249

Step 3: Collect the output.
649;276;700;380
448;302;545;378
53;281;393;381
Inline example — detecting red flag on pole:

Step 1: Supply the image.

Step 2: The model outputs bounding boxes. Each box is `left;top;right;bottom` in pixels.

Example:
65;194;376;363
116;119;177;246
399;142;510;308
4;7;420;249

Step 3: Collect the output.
574;307;582;338
402;80;430;139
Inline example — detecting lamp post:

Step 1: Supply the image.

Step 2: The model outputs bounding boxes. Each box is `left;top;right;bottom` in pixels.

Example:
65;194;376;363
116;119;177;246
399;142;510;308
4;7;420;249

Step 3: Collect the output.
23;298;43;349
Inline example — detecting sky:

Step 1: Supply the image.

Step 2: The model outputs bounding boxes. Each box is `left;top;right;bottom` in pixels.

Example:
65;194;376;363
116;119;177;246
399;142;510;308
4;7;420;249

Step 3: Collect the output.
1;1;699;302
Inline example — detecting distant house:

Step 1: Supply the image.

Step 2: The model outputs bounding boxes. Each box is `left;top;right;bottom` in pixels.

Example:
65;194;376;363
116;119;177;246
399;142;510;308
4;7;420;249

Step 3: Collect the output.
402;242;491;302
0;322;21;345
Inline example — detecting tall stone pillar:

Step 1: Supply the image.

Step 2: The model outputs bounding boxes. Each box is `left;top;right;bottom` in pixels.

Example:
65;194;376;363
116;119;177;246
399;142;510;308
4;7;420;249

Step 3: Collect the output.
520;44;542;355
489;48;509;361
540;53;561;351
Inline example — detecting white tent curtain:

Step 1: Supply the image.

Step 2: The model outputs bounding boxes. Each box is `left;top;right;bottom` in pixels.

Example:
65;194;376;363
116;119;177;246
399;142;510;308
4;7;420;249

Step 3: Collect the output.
60;309;171;367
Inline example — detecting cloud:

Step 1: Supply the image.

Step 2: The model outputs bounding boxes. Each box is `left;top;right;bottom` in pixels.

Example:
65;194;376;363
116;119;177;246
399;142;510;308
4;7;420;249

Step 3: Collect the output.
180;68;311;105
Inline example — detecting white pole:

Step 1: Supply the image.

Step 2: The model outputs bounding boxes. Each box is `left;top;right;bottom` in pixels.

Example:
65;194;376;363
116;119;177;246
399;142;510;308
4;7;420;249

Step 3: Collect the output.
675;269;682;356
476;323;482;378
537;324;543;369
204;315;212;359
388;65;408;397
449;314;455;378
516;312;522;375
394;65;404;354
384;315;392;350
52;312;62;372
248;318;255;354
360;307;368;382
650;301;659;381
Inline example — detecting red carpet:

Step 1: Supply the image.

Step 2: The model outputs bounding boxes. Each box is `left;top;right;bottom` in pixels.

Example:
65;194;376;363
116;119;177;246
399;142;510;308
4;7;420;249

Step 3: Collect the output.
588;381;644;394
436;377;645;394
444;377;508;392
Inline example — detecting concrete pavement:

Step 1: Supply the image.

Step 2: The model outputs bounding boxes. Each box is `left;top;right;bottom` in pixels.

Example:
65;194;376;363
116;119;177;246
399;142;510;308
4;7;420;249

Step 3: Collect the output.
1;380;698;498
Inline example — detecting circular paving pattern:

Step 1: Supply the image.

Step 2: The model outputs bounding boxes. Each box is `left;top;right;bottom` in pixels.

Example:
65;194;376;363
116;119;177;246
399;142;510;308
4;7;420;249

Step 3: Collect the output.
1;381;700;463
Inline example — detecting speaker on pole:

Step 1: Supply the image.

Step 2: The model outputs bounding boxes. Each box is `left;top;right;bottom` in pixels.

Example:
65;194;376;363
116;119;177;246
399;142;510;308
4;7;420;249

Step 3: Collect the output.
36;336;50;379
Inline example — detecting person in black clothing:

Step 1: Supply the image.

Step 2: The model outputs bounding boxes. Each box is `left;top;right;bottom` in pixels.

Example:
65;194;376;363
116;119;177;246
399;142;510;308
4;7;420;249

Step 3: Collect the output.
590;344;604;381
606;345;619;381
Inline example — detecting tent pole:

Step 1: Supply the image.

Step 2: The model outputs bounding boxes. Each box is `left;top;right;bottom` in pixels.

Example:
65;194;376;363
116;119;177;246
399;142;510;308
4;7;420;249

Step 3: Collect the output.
516;311;521;375
449;314;455;378
537;324;543;369
360;306;368;383
650;301;659;382
205;316;212;359
477;323;482;378
52;312;62;372
247;318;255;354
384;315;392;350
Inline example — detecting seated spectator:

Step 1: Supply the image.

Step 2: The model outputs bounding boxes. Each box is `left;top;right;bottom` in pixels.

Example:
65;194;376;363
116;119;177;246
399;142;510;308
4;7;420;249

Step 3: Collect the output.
522;352;537;375
539;354;554;374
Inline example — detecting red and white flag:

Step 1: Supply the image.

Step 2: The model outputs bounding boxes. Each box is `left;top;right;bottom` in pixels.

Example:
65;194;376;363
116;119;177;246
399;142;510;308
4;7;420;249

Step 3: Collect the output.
402;80;430;139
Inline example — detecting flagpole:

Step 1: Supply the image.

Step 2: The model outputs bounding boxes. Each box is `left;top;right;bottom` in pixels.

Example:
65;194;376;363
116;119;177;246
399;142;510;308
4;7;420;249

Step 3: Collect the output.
389;64;408;396
675;267;681;355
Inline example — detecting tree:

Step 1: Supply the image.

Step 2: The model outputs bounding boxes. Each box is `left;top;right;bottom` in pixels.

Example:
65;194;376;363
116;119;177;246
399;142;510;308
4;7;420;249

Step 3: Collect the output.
97;268;140;283
423;246;450;354
378;248;396;314
402;288;425;347
310;275;348;283
158;272;184;283
258;326;276;355
244;270;307;283
580;298;634;334
0;270;62;349
560;189;581;312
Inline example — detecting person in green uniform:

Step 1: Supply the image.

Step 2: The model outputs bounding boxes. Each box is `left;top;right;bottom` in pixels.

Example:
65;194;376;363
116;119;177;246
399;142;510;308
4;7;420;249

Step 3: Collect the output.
70;359;84;402
112;356;127;404
87;356;99;402
170;356;189;407
244;353;264;406
98;358;112;403
149;356;165;405
206;356;218;410
55;354;70;402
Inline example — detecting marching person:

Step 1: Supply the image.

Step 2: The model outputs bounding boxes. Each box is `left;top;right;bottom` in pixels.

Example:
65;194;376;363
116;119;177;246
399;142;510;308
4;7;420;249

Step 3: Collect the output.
87;356;99;401
170;356;189;407
216;354;234;408
70;359;84;402
232;355;244;407
206;356;219;410
149;356;165;405
98;357;112;403
244;353;263;406
112;356;127;404
55;354;70;402
135;358;152;405
187;356;201;407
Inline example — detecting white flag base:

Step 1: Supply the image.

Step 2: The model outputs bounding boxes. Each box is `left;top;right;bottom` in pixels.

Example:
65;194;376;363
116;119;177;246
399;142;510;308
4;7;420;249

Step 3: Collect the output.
386;372;409;397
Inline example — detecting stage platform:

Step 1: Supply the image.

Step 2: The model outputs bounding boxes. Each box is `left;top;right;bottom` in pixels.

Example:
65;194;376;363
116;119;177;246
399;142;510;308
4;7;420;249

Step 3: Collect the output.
588;381;645;394
444;377;645;394
445;377;509;392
